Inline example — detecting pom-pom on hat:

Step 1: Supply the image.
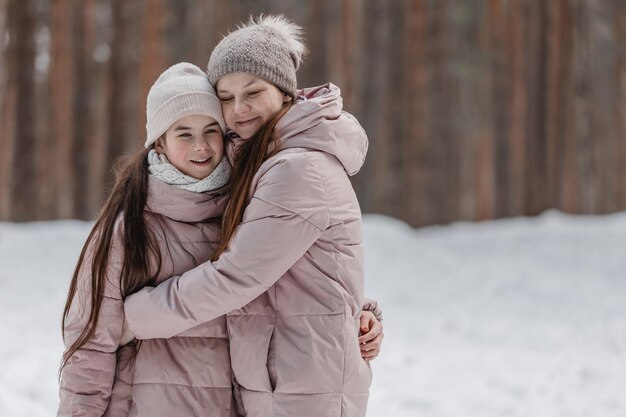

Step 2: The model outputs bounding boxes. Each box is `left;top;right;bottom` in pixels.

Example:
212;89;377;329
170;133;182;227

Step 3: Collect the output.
206;15;307;96
145;62;225;148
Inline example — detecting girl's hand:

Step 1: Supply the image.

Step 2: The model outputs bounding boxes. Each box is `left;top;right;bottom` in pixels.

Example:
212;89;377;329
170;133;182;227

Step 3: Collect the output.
358;311;384;361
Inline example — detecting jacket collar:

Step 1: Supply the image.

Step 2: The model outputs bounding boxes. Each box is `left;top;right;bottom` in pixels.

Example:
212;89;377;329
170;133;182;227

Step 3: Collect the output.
145;176;227;222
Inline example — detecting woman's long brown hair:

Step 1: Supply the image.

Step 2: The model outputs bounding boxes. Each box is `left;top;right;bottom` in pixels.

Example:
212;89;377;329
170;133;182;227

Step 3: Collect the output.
60;147;162;369
212;100;293;261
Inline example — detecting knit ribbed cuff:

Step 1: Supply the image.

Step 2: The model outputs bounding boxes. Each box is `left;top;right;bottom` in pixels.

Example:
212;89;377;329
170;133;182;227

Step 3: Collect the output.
145;92;225;148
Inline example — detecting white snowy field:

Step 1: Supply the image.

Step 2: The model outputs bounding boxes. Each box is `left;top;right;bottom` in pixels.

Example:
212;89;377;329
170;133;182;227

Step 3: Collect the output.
0;211;625;417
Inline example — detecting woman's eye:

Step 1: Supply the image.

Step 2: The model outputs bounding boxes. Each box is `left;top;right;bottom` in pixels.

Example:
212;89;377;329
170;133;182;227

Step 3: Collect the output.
219;96;233;103
247;90;260;97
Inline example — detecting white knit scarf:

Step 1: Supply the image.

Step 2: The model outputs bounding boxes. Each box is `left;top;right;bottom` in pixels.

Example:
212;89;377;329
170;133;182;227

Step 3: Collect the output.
147;149;231;192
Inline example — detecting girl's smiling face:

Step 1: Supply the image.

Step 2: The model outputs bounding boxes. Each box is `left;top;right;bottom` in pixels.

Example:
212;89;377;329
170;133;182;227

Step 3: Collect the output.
216;73;291;139
155;114;224;179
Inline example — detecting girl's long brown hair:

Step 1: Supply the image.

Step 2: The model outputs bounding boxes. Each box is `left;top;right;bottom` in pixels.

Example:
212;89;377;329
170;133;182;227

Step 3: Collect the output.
212;100;293;261
60;147;162;369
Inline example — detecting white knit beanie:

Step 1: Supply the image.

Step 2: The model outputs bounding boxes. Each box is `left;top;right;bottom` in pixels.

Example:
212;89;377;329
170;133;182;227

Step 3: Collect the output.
145;62;225;148
207;15;307;96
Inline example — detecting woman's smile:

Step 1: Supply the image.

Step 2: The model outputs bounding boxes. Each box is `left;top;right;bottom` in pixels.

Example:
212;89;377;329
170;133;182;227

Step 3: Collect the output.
235;117;260;127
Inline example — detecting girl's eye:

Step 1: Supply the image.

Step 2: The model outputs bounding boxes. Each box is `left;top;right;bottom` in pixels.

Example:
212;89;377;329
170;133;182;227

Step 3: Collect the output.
205;129;218;135
219;96;233;103
178;132;192;138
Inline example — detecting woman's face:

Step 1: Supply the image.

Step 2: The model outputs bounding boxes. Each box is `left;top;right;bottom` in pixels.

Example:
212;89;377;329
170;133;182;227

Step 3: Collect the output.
216;73;291;139
155;114;224;180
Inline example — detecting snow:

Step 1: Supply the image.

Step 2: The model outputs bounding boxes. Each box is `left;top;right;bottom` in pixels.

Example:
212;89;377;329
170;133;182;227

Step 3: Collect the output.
1;211;625;417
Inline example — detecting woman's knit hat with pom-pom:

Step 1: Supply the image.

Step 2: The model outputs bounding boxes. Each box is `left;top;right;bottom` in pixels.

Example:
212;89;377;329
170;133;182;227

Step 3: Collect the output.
206;15;307;96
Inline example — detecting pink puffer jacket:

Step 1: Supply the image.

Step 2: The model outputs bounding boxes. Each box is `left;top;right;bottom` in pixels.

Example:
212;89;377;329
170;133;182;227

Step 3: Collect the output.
58;177;234;417
124;83;373;417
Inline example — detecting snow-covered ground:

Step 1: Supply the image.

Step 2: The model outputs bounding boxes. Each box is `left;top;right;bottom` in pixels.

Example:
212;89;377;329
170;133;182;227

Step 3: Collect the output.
1;211;625;417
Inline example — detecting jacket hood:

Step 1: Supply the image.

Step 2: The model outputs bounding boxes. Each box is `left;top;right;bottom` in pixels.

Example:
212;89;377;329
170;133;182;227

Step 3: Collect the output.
145;176;227;222
276;83;368;176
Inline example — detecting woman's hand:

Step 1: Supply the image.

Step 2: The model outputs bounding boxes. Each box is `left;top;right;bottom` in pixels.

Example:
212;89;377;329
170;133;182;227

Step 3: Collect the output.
358;310;384;361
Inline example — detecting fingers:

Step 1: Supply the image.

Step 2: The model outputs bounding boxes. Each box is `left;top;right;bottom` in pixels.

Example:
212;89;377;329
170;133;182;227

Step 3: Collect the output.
359;311;375;333
358;320;382;344
360;332;384;361
358;310;384;361
360;333;383;352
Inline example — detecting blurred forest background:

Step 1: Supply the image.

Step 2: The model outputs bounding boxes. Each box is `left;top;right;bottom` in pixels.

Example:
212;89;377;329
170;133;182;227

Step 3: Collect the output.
0;0;624;227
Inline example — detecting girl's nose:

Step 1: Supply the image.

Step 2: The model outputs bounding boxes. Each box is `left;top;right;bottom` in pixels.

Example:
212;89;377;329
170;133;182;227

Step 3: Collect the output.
193;137;210;151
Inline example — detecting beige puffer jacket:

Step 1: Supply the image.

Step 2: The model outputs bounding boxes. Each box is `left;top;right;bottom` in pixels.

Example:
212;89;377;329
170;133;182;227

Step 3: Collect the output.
58;177;234;417
125;84;374;417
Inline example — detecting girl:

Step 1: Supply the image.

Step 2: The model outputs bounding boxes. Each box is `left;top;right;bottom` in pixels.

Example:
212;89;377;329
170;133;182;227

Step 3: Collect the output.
58;62;381;417
58;62;234;417
124;15;380;417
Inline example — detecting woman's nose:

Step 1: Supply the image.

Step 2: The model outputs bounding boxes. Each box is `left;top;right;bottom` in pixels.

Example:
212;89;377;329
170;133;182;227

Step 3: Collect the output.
233;98;249;114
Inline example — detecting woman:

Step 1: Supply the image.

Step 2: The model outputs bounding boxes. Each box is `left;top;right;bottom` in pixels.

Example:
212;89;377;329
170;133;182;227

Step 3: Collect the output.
124;15;380;417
